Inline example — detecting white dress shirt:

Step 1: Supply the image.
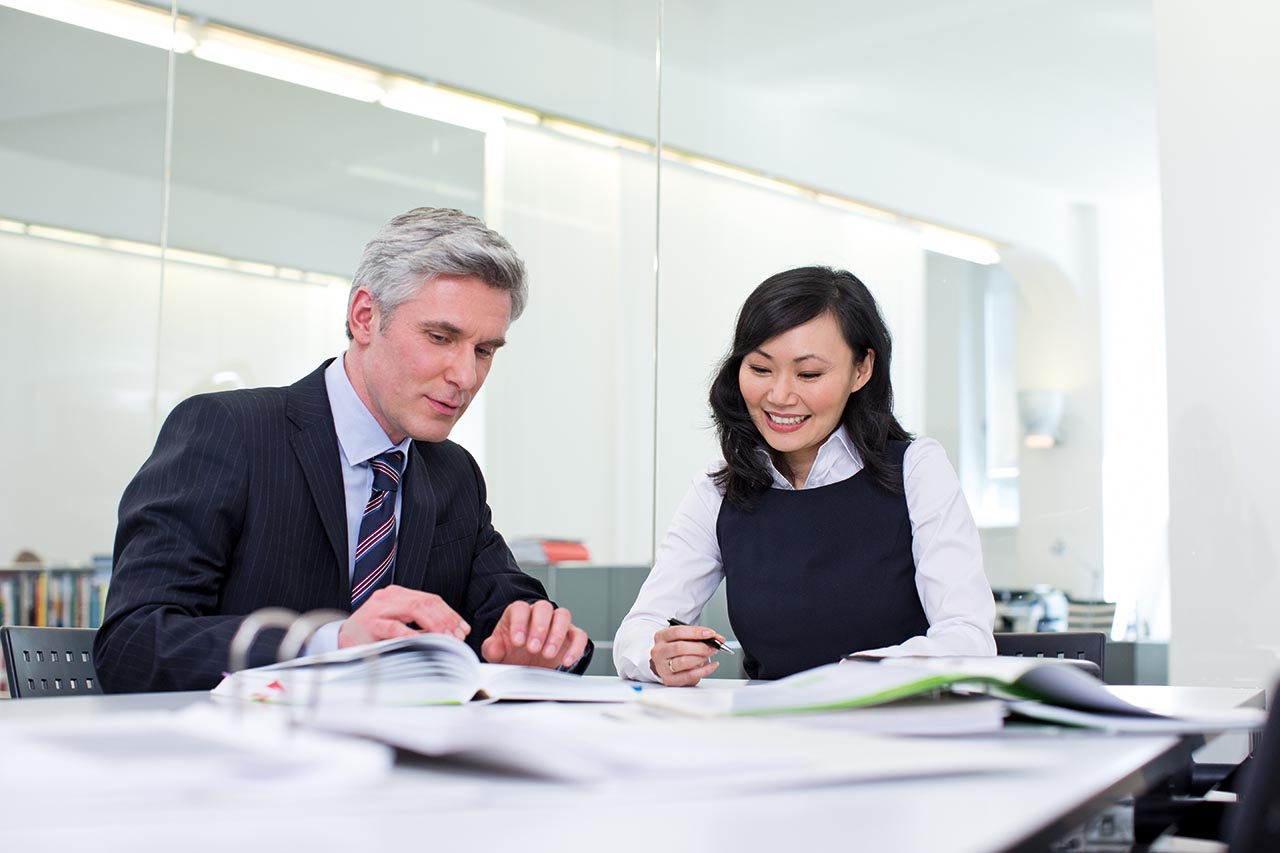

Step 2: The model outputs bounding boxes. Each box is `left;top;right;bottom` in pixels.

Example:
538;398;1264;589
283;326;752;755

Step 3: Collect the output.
613;427;997;682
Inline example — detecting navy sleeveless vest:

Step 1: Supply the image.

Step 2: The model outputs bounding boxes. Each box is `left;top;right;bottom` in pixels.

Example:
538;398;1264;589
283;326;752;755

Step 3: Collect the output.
716;440;928;680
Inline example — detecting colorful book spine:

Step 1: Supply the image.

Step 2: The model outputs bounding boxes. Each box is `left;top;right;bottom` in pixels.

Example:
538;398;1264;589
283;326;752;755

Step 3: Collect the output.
0;568;110;629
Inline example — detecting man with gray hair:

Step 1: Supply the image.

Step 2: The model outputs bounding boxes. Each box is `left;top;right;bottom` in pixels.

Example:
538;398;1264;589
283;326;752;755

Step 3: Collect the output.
96;208;592;692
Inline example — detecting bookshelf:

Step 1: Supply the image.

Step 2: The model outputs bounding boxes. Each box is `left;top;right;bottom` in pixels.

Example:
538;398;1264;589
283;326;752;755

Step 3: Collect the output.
0;564;111;630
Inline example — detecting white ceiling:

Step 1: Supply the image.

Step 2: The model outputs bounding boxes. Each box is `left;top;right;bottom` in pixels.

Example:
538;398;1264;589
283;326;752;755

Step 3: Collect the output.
469;0;1160;198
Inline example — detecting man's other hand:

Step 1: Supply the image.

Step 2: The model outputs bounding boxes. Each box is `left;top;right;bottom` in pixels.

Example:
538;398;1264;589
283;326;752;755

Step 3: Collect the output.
481;600;588;670
338;585;469;648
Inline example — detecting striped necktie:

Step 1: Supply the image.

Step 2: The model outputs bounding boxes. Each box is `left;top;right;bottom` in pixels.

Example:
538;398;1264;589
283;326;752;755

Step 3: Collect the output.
351;450;405;608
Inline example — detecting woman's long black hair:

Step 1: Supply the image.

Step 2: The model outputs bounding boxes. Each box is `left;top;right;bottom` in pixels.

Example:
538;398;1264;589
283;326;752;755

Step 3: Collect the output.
710;266;911;509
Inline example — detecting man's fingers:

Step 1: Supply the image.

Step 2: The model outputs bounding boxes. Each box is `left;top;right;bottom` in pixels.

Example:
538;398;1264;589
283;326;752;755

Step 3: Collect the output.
543;607;573;659
408;598;468;639
504;600;531;646
524;601;554;653
370;618;420;641
560;626;588;669
480;632;507;663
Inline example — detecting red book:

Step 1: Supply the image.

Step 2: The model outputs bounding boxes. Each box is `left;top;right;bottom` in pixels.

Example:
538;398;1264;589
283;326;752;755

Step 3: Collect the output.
540;540;591;563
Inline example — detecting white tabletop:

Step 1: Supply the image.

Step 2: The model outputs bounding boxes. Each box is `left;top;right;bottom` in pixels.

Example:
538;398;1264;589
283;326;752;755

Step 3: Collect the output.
0;683;1261;853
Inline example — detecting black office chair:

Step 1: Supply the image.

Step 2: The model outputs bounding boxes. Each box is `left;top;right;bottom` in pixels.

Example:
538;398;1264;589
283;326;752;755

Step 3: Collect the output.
994;631;1106;679
1223;682;1280;852
1138;679;1278;851
0;626;103;698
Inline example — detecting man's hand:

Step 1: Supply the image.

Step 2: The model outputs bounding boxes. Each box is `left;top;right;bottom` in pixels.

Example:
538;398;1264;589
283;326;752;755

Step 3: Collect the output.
338;584;469;648
481;600;588;670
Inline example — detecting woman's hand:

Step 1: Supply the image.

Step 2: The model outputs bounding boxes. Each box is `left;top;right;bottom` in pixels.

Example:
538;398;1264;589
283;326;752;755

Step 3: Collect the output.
649;623;727;686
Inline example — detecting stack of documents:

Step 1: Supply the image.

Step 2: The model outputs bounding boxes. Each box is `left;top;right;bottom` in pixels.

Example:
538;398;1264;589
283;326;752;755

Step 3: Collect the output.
636;656;1268;734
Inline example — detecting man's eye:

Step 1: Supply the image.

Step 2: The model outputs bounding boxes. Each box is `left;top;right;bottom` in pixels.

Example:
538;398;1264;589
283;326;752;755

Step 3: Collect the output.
428;332;449;344
476;347;494;360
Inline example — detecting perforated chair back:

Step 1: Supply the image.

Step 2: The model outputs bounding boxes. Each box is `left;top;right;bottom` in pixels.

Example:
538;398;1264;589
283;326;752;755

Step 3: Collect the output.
994;631;1106;679
1;626;103;698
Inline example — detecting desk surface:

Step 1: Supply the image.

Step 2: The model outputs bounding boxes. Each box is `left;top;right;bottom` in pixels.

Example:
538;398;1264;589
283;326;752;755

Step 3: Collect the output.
0;684;1262;853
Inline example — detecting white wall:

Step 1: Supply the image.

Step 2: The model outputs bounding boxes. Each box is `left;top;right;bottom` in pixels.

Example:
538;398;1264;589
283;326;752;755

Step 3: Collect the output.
1155;0;1280;687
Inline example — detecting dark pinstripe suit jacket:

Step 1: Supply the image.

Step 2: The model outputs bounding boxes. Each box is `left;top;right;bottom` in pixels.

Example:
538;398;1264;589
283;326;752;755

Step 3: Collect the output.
95;361;580;693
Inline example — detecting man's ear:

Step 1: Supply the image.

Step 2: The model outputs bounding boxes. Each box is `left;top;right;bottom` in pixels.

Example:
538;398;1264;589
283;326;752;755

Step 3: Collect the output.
851;348;875;394
348;287;377;344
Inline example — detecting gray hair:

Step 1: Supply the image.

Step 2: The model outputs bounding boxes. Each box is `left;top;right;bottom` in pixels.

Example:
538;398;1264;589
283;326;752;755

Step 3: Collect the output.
346;207;527;338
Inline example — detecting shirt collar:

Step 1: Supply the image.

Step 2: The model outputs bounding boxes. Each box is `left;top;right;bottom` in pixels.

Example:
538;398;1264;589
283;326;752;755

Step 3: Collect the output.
324;355;412;468
758;425;863;490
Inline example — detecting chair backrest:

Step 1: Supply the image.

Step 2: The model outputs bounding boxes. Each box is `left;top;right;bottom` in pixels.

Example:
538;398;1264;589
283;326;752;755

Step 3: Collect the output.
0;626;103;698
994;631;1106;679
1066;599;1118;633
1227;680;1280;853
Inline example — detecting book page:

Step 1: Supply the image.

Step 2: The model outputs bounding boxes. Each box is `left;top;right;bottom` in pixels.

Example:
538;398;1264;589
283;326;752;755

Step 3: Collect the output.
639;661;961;716
212;633;481;705
476;666;638;702
878;656;1164;717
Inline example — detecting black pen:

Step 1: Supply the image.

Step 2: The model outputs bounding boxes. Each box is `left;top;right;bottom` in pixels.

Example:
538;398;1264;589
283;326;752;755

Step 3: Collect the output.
667;617;735;654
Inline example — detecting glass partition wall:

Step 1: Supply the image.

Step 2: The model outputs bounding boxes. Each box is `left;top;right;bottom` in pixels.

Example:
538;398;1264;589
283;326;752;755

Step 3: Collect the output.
1;1;1169;671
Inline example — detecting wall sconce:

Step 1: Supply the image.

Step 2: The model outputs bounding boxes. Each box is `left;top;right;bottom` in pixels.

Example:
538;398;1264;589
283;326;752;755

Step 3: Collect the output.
1018;389;1065;449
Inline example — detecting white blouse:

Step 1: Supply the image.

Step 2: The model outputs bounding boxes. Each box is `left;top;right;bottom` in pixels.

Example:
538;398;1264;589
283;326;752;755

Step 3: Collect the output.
613;428;997;682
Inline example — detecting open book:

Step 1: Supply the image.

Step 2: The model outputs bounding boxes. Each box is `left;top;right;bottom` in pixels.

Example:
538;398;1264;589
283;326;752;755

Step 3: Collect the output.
639;656;1266;733
212;633;635;706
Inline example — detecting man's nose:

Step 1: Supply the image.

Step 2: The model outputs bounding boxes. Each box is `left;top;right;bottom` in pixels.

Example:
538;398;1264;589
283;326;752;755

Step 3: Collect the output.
445;348;478;391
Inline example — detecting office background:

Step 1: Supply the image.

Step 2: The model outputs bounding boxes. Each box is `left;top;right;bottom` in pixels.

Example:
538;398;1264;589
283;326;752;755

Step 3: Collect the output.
0;0;1274;692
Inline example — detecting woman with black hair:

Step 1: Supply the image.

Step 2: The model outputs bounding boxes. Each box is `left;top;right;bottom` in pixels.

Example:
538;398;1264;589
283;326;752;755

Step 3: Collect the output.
614;266;996;685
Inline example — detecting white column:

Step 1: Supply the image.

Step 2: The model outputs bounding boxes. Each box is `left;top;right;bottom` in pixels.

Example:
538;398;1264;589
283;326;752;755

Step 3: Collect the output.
1155;0;1280;687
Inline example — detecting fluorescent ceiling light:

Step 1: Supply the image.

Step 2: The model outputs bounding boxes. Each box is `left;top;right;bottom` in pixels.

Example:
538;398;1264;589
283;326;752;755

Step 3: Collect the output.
193;25;385;102
27;223;107;247
540;118;651;154
303;271;350;288
814;193;901;225
1;0;195;52
918;223;1001;266
665;150;806;198
9;217;343;283
381;79;534;133
102;236;163;257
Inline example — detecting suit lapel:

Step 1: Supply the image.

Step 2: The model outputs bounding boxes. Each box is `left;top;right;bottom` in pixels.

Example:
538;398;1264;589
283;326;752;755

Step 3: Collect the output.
286;362;349;599
395;443;438;592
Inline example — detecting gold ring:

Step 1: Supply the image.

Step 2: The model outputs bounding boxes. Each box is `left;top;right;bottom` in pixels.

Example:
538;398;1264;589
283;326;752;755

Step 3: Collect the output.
668;658;676;673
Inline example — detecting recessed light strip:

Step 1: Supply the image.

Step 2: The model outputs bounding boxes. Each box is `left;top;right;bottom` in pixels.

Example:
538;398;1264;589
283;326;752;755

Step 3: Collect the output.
2;216;349;285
